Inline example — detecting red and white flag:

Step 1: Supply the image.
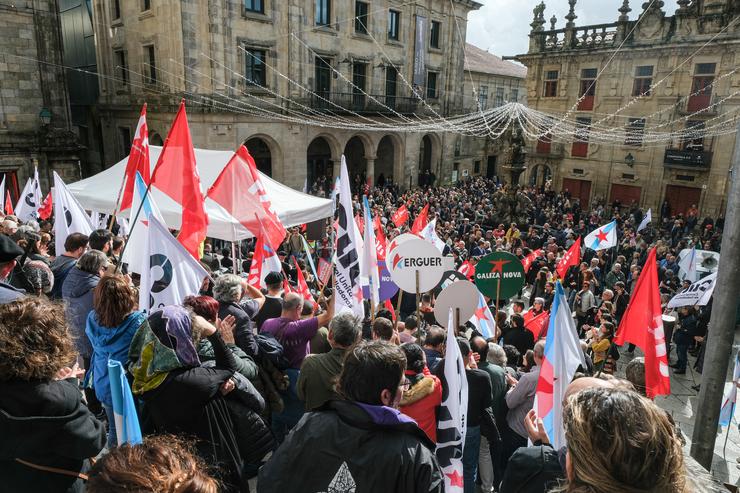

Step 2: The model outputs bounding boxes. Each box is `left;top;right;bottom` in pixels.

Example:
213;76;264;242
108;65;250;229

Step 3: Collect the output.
373;215;387;260
521;248;543;274
458;260;474;280
247;221;282;290
614;248;671;398
392;204;409;227
37;192;53;221
120;104;150;212
150;102;208;259
295;262;315;305
5;190;14;216
524;309;550;339
556;237;581;279
207;145;286;249
411;204;430;234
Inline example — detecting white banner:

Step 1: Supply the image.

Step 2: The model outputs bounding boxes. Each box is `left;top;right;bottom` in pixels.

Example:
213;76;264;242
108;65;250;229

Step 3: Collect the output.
667;271;717;309
53;172;94;257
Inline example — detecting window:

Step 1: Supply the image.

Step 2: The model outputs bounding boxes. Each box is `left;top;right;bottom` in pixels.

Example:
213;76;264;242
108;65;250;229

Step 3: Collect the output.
543;70;558;97
385;66;398;107
244;0;263;13
118;127;132;159
536;134;552;154
495;87;504;106
632;65;653;96
454;137;461;156
142;0;151;11
388;10;400;40
144;45;156;84
314;56;332;98
681;120;706;151
244;48;266;86
354;1;368;34
430;21;441;49
510;88;519;102
474;161;481;174
688;63;716;112
572;117;591;157
426;71;438;99
625;118;645;147
352;62;367;107
477;85;488;109
112;0;121;19
114;50;128;87
578;68;597;111
316;0;330;26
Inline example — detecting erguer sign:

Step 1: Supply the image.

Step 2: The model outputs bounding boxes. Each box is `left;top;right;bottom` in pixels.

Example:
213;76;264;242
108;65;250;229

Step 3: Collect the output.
474;251;525;301
389;238;446;292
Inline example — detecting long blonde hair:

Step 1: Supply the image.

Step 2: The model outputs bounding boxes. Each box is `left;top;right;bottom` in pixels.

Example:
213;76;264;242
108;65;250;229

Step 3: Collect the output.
558;387;687;493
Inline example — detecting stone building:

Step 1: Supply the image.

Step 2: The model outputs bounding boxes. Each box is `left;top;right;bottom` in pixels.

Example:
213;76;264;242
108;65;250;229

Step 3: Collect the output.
514;0;739;217
457;42;527;181
0;1;83;197
88;0;528;191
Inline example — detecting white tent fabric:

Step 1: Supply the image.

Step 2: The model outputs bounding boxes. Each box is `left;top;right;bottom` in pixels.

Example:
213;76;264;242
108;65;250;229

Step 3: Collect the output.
67;146;333;241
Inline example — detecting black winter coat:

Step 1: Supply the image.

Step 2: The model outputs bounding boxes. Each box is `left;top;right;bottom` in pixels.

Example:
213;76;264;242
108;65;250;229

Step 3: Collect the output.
500;443;564;493
0;378;106;493
257;400;444;493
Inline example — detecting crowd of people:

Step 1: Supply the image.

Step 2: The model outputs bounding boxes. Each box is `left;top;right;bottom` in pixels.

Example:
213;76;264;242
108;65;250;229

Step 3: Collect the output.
0;175;727;492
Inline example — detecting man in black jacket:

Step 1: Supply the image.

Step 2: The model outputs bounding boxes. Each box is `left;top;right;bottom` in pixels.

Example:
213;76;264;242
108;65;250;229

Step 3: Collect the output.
258;340;444;492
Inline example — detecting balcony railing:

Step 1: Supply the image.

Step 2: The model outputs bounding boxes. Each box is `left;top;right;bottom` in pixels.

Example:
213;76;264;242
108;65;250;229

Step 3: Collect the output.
664;148;713;168
295;92;431;115
538;22;622;52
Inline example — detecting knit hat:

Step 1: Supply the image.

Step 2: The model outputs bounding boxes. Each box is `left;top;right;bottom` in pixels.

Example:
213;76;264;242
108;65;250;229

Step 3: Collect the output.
22;260;54;294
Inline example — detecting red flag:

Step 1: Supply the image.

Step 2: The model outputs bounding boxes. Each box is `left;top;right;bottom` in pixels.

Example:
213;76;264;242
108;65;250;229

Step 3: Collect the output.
458;260;474;279
524;310;550;338
295;263;315;305
373;215;387;260
614;248;670;398
120;104;150;212
521;248;543;274
5;190;14;215
392;204;409;227
556;237;581;279
411;204;429;234
248;220;282;289
384;299;397;321
283;277;293;294
207;145;286;250
151;102;208;259
317;257;332;285
37;192;53;220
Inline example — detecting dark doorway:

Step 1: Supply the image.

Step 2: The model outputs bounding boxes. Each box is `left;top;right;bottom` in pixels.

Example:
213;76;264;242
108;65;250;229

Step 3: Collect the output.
307;137;333;193
245;138;272;177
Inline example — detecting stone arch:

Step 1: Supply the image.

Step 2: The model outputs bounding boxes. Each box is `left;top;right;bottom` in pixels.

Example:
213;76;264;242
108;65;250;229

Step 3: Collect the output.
149;132;164;146
243;133;283;179
375;134;403;187
418;133;441;187
528;163;553;188
307;135;340;193
343;133;372;189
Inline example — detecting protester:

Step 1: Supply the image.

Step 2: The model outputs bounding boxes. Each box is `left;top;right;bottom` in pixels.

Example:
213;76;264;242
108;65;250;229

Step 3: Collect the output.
88;229;113;256
501;314;534;364
213;273;266;358
298;311;362;411
399;342;443;442
86;274;145;448
258;340;444;492
0;234;25;303
253;271;284;330
372;316;395;342
0;297;106;492
86;435;218;493
423;325;446;372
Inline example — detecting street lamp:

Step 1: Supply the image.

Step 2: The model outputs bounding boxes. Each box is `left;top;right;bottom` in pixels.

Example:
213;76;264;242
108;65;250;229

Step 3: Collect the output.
39;108;51;126
624;152;635;167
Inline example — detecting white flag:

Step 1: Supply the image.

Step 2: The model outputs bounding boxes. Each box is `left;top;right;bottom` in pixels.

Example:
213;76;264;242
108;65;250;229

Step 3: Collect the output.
667;271;717;309
122;172;164;274
361;196;380;309
15;168;43;222
584;221;617;251
89;211;109;230
334;156;364;318
637;208;652;232
678;246;698;283
420;218;446;253
0;176;5;212
140;215;208;312
437;308;468;492
53;172;94;257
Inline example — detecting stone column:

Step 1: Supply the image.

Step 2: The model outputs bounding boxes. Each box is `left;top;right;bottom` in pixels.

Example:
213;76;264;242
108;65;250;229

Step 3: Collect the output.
332;158;341;180
365;156;375;187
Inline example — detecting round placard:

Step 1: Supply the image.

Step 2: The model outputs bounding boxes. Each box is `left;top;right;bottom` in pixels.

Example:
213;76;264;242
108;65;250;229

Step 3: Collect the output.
388;238;446;293
474;251;526;302
433;270;468;296
434;280;479;326
386;233;419;260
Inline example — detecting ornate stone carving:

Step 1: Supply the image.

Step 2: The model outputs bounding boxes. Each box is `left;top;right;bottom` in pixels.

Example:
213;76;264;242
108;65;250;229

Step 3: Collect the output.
565;0;578;28
618;0;632;22
530;2;546;32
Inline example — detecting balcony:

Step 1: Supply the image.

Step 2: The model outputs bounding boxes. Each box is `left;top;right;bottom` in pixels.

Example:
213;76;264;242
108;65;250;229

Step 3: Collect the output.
538;23;620;52
664;148;712;169
295;92;431;116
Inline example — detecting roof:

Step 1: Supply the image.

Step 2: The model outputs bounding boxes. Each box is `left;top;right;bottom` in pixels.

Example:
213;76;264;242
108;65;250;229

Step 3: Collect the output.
464;43;528;79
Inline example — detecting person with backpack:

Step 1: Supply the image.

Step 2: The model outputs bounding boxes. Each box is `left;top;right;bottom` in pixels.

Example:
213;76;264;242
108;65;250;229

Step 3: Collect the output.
260;292;334;442
49;233;88;300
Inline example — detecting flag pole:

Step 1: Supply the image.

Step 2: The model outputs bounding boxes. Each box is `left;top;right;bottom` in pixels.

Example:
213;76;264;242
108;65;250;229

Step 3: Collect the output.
415;270;421;329
394;290;404;331
108;177;127;232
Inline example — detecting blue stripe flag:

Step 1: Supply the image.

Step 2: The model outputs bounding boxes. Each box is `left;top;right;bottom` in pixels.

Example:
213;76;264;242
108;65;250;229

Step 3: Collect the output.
108;360;143;446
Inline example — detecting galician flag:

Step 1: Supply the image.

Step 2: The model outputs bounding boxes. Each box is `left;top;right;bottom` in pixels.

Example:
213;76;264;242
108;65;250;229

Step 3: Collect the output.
719;353;740;427
53;171;94;259
584;221;617;251
140;215;208;312
637;208;652;232
469;292;495;339
533;281;586;449
436;308;468;492
108;360;143;446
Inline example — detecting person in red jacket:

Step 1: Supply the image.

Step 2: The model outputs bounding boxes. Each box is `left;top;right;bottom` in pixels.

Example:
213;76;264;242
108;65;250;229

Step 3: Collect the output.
399;343;443;442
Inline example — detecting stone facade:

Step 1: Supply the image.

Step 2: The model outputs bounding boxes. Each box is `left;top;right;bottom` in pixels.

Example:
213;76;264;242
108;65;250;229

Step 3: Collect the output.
88;0;528;190
515;0;740;217
0;1;83;196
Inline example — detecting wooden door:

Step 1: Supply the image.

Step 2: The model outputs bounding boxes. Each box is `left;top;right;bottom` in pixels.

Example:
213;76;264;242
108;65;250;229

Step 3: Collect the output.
562;178;592;208
664;185;701;216
610;184;642;208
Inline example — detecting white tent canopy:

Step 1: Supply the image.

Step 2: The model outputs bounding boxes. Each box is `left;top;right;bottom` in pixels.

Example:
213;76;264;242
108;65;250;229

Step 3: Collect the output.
68;146;333;241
